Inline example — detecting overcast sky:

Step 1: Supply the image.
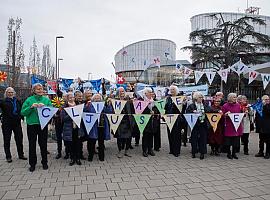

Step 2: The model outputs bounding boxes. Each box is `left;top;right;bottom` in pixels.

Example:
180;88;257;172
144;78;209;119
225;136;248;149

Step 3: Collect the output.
0;0;270;81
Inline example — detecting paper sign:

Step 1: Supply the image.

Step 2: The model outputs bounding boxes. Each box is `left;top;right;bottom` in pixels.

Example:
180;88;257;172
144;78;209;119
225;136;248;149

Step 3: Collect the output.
111;99;127;114
183;114;200;131
37;106;58;130
206;113;222;132
248;70;259;84
106;114;124;134
194;71;204;84
133;100;149;114
163;114;179;132
184;67;193;79
261;73;270;90
171;96;185;112
205;72;216;85
228;113;244;131
91;102;105;113
133;114;151;135
64;104;84;128
82;112;100;134
154;99;166;115
217;69;229;83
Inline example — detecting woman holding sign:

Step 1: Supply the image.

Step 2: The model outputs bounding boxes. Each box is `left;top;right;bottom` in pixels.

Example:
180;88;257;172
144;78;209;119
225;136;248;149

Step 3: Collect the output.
21;83;52;172
222;93;243;159
186;92;210;160
260;95;270;159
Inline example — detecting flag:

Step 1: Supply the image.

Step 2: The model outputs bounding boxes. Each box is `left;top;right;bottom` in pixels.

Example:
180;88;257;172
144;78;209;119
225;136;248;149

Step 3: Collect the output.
205;72;216;85
248;70;259;84
64;104;84;128
261;73;270;90
37;106;58;130
194;71;204;84
251;100;263;117
133;114;151;135
230;60;249;76
206;113;222;132
228;113;245;131
217;69;229;83
163;114;179;132
133;100;149;114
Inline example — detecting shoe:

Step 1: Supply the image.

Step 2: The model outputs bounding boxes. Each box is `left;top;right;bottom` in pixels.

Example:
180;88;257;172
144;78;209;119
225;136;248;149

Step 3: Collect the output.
135;143;139;147
117;151;123;158
143;152;148;157
64;154;69;159
130;145;134;149
255;152;264;157
29;166;35;172
232;154;238;159
88;156;93;162
42;164;48;170
227;154;233;159
183;143;187;147
19;156;27;160
148;151;155;156
200;154;204;160
264;154;270;159
169;152;172;154
192;154;196;158
154;149;160;152
6;158;12;163
124;150;132;157
55;154;61;159
69;160;75;166
47;151;50;154
244;152;249;155
76;160;82;165
99;158;104;161
174;154;179;157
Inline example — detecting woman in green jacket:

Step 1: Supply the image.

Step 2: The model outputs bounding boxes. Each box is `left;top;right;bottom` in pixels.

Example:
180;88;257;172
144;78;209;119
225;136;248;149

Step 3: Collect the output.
21;83;52;172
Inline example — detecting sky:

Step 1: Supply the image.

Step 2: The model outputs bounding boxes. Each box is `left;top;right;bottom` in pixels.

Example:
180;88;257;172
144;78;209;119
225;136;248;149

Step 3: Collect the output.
0;0;270;81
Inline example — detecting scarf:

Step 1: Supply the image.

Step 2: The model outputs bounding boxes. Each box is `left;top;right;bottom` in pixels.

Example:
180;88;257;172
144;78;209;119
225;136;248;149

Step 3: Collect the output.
7;98;18;116
195;102;205;122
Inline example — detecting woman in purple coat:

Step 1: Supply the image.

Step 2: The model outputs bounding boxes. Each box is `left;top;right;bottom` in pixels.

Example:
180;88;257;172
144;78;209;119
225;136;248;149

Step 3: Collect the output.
222;93;243;159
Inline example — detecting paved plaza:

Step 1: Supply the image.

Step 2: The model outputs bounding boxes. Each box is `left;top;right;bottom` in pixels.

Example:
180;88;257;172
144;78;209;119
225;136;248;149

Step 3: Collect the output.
0;123;270;200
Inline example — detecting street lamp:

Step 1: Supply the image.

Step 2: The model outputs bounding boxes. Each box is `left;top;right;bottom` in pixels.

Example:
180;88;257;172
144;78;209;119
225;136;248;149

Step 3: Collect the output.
58;58;63;78
55;36;64;79
88;72;92;81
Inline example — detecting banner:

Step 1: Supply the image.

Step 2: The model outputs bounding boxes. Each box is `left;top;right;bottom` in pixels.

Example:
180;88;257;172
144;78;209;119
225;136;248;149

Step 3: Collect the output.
31;75;46;85
179;84;208;96
111;99;127;114
194;71;204;84
91;102;105;113
261;73;270;90
248;70;259;84
230;60;249;76
106;114;124;134
37;106;58;130
228;113;245;131
154;99;166;115
184;67;193;79
47;80;57;93
82;113;100;134
183;114;200;131
163;114;179;132
64;104;84;128
217;69;229;83
133;100;149;114
171;96;184;112
206;113;222;132
133;114;151;135
205;72;216;85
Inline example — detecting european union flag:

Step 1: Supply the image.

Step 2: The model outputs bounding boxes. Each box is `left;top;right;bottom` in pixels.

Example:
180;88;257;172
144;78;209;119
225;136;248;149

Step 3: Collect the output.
251;100;263;117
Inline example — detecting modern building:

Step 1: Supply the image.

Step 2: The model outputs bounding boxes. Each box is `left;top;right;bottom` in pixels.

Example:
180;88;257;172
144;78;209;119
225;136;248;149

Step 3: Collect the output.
114;39;177;84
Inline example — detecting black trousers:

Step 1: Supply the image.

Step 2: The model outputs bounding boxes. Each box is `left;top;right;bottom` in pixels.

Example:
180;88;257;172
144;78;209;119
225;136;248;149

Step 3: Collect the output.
65;129;80;161
2;123;24;159
168;126;181;156
258;133;265;153
142;130;153;153
241;133;249;153
190;124;208;155
259;133;270;154
117;138;130;151
153;127;161;151
27;125;48;167
55;122;63;155
87;127;104;161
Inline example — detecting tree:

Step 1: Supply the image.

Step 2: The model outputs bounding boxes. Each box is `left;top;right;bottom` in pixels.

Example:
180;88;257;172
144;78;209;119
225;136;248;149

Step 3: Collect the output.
41;45;55;79
182;13;270;70
29;37;41;75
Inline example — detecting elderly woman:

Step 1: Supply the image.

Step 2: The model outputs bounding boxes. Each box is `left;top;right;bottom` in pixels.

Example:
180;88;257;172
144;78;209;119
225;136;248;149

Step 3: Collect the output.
115;87;134;158
164;85;186;157
86;93;111;161
186;92;210;159
0;87;27;163
238;95;253;155
21;83;52;172
260;95;270;159
208;97;224;156
222;93;243;159
61;92;81;166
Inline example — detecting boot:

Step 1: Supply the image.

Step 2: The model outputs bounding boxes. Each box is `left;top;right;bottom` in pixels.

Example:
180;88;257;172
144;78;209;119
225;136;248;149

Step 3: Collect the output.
117;151;123;158
264;153;270;159
124;150;132;157
200;153;204;160
255;152;264;157
69;160;75;166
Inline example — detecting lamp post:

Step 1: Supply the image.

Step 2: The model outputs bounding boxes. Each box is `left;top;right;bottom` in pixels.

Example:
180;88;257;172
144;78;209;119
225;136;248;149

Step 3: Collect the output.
58;58;63;79
88;72;92;81
55;36;64;79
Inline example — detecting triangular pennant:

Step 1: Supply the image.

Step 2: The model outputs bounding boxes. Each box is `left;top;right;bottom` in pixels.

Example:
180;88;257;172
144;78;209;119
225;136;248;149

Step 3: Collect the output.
194;71;204;84
176;63;182;70
205;72;216;85
184;67;193;79
111;99;127;114
171;96;184;112
133;114;151;135
230;60;249;76
82;112;100;134
163;114;179;132
133;100;149;114
183;114;200;131
91;102;105;113
261;73;270;90
228;113;245;131
206;113;222;132
217;69;229;83
37;106;58;130
64;104;84;128
154;99;166;115
106;114;124;134
248;70;259;84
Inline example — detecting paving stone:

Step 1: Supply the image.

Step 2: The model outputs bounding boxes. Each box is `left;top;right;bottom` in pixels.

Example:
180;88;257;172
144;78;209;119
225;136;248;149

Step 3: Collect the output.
2;190;20;199
18;188;41;198
54;186;75;195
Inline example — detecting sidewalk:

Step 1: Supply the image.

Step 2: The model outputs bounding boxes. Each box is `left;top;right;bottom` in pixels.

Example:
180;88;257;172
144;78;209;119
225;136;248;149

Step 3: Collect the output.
0;123;270;200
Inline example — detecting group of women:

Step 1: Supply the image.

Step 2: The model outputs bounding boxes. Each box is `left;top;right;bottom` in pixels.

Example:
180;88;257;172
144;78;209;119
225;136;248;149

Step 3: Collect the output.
1;83;270;172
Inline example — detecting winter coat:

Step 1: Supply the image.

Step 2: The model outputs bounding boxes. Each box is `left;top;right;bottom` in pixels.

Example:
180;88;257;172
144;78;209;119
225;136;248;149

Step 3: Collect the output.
0;97;23;125
261;104;270;134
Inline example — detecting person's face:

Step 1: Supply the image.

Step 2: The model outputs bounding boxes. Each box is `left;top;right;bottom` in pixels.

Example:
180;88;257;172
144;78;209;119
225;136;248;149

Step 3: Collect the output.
231;96;237;103
6;89;14;98
67;95;75;103
242;97;247;104
119;88;125;98
76;93;83;102
34;86;44;96
84;91;93;101
151;92;156;98
263;96;270;105
196;95;203;103
93;95;102;102
214;99;221;106
145;91;152;99
170;87;177;96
